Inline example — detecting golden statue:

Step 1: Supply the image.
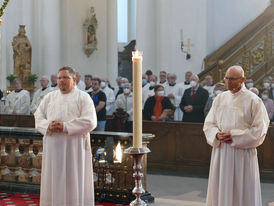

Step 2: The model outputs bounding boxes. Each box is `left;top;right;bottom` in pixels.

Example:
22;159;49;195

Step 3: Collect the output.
12;25;32;85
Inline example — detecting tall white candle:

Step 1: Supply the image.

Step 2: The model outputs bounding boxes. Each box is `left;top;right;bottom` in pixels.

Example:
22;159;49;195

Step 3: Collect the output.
180;29;183;41
132;50;143;148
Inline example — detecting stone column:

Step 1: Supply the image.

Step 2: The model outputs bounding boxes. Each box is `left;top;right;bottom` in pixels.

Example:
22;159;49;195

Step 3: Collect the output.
136;0;157;74
40;0;61;75
107;0;118;86
0;22;5;90
128;0;136;42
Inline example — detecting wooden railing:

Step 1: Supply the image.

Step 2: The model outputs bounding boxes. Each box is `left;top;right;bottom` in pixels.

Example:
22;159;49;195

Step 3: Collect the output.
200;3;274;86
0;125;154;204
1;114;273;180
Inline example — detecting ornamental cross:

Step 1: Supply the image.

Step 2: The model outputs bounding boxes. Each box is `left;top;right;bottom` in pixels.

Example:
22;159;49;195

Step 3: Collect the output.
186;38;194;53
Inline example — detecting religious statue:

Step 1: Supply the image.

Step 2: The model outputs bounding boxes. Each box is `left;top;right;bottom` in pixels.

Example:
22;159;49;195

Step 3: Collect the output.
12;25;32;84
83;7;98;57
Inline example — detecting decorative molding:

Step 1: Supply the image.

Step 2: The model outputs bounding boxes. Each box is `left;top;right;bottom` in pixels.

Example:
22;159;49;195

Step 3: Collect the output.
204;6;274;69
272;29;274;56
83;7;98;57
242;46;250;75
0;0;10;18
250;41;264;68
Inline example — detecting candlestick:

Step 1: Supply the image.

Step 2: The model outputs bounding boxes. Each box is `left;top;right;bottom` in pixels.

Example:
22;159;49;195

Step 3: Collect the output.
124;147;151;206
132;50;143;148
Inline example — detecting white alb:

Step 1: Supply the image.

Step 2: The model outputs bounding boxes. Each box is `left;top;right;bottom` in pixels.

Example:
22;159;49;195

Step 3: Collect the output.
203;86;269;206
35;88;97;206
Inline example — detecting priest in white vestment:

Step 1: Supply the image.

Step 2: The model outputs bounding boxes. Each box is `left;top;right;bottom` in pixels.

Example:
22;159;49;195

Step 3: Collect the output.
203;75;215;96
164;73;184;121
203;66;270;206
143;75;157;105
115;83;133;121
34;67;97;206
101;78;115;115
76;71;85;91
158;71;168;87
4;78;30;115
50;74;59;90
30;76;53;114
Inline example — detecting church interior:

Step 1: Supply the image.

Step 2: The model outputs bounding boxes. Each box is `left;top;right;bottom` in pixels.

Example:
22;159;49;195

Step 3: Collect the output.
0;0;274;205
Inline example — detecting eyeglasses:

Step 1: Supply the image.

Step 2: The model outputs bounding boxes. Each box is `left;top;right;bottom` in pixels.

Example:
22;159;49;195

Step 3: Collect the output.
224;77;242;81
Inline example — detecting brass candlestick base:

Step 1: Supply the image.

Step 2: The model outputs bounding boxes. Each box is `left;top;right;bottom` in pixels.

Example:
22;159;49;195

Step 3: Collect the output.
124;147;151;206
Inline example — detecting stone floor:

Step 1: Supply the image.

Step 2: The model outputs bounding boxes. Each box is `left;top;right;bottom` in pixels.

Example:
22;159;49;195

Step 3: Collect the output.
147;174;274;206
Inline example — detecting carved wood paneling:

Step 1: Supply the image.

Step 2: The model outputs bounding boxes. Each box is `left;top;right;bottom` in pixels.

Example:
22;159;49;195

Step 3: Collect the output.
201;16;274;86
204;5;274;69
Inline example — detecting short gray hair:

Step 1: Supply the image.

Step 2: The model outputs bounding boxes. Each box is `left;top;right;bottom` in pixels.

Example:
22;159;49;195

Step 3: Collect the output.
116;76;122;81
121;77;129;83
13;78;22;84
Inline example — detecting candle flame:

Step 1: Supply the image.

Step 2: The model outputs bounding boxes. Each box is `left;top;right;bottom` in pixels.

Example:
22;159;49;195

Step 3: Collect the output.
115;141;122;163
132;50;143;57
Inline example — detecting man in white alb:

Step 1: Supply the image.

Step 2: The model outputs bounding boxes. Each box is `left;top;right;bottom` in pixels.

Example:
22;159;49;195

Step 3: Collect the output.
50;74;58;90
76;71;85;91
4;78;30;115
164;73;184;120
101;78;115;115
143;75;157;105
203;65;269;206
203;75;214;96
30;76;53;114
115;83;133;132
34;66;97;206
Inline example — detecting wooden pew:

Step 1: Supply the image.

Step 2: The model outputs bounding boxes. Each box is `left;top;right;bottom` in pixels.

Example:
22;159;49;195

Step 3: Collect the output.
143;121;211;175
0;114;35;127
142;120;274;179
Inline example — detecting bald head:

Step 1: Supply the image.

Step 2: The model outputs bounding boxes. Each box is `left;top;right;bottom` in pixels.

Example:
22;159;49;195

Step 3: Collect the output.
226;65;245;78
225;65;246;93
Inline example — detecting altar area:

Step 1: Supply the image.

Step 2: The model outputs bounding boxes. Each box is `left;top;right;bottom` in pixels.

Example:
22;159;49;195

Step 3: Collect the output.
0;124;155;204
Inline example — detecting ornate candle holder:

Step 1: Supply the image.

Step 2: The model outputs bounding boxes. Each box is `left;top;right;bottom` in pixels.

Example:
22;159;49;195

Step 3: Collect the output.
124;147;150;206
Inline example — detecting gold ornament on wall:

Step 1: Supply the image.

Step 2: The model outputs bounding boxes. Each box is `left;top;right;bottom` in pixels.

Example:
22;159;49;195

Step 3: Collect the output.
83;7;98;57
250;42;264;67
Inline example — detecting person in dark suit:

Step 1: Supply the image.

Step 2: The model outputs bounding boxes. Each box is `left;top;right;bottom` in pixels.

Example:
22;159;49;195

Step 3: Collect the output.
143;85;174;121
180;74;209;123
269;79;274;100
0;89;3;100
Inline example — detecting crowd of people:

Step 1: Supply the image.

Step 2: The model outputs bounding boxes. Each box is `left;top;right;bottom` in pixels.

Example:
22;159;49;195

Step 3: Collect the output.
0;68;273;131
